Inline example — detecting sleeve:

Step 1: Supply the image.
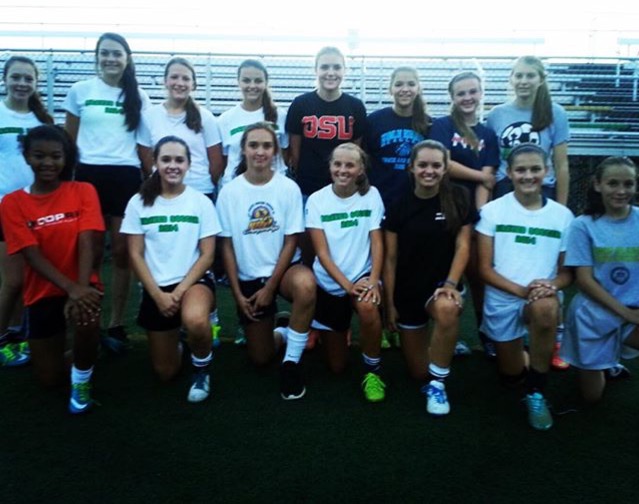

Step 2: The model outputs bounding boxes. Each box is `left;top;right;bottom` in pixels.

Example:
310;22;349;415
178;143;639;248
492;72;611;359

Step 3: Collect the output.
285;96;303;135
202;110;222;148
382;202;399;233
283;181;305;235
1;195;37;254
485;107;500;138
428;117;452;148
78;183;106;232
62;82;81;116
139;88;152;111
474;202;496;237
352;98;367;141
304;192;322;229
215;187;232;238
551;103;570;145
277;109;290;150
369;188;385;231
199;196;222;238
119;196;144;235
564;218;592;267
137;111;152;147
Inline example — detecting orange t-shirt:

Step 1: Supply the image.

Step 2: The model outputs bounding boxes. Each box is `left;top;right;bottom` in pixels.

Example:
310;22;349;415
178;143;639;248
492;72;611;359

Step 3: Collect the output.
1;182;105;306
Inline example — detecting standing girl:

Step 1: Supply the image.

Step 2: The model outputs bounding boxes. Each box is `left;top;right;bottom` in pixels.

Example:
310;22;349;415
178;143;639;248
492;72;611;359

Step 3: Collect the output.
138;57;223;199
305;143;385;402
64;32;150;349
121;136;220;403
0;56;53;360
487;56;570;204
476;143;574;430
383;140;474;416
217;123;315;400
429;71;500;356
218;59;288;188
560;157;639;403
286;46;367;198
0;125;104;413
365;66;430;209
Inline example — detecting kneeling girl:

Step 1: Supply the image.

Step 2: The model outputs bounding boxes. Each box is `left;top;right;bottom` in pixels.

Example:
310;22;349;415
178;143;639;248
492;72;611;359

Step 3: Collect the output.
306;143;386;402
121;136;220;403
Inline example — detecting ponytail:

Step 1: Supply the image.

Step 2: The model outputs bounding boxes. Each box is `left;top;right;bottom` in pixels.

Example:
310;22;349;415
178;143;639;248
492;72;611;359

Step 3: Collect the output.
140;170;162;207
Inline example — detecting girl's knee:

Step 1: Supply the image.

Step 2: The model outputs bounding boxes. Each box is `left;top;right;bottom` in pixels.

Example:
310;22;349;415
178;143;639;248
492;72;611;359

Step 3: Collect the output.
153;363;180;382
527;298;558;330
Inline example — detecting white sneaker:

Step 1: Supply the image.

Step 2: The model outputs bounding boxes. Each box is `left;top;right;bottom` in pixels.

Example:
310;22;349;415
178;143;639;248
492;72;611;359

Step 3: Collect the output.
187;371;210;403
454;341;472;356
423;380;450;416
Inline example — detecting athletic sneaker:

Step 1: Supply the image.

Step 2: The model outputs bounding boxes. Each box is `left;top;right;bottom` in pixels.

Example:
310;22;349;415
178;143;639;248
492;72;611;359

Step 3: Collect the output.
280;361;306;400
454;341;472;356
362;372;386;402
234;327;247;346
380;330;391;349
551;342;570;371
0;345;29;367
211;324;221;348
0;328;23;347
478;331;497;360
69;382;93;414
525;392;553;430
100;325;130;355
605;363;631;381
187;370;210;403
423;380;450;416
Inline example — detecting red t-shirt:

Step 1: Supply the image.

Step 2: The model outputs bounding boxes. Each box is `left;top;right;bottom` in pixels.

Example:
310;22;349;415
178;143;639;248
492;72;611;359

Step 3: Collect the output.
0;181;105;306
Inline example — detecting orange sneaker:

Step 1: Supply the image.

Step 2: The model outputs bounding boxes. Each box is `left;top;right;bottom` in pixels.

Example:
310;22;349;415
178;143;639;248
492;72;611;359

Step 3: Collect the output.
551;342;570;371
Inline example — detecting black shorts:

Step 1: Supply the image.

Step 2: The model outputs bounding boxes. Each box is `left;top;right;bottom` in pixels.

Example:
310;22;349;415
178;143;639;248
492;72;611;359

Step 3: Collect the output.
24;296;68;340
237;278;278;326
75;163;142;217
313;286;353;333
137;272;216;332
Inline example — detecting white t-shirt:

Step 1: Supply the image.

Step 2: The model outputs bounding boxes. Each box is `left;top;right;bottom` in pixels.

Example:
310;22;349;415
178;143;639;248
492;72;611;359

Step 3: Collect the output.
217;104;289;187
306;184;384;295
63;77;150;167
476;192;574;303
217;172;303;280
120;185;221;286
138;104;222;194
0;101;43;199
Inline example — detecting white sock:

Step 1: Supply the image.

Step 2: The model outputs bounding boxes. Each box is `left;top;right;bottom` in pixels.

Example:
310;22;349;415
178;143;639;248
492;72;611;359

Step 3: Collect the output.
71;365;93;384
192;351;212;369
283;328;308;363
428;363;450;381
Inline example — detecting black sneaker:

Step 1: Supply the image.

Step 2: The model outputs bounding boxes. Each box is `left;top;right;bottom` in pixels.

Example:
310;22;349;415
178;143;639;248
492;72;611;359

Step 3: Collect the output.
604;364;631;381
280;361;306;400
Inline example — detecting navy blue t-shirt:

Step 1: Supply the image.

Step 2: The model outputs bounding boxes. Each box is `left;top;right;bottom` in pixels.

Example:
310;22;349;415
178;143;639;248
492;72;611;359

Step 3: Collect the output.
365;107;425;208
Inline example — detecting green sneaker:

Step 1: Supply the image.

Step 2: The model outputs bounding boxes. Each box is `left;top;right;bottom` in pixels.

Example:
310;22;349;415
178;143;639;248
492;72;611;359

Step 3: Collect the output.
211;324;221;348
362;372;386;402
525;392;553;430
0;345;29;367
380;331;391;349
69;382;93;414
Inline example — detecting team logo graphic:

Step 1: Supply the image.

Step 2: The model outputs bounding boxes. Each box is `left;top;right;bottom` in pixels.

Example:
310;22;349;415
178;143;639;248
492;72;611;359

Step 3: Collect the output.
500;121;540;148
244;202;280;235
610;266;630;285
395;142;413;159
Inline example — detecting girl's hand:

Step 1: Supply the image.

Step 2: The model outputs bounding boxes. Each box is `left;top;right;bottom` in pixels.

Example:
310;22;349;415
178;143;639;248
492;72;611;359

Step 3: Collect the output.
351;277;380;304
527;279;557;303
481;169;496;190
386;303;399;333
154;291;180;318
67;284;103;316
249;285;276;314
237;294;260;322
433;286;463;309
64;299;101;327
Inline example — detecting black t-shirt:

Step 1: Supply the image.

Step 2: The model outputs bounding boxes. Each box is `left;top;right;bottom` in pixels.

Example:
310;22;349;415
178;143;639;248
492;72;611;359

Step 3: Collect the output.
383;186;476;301
286;91;366;195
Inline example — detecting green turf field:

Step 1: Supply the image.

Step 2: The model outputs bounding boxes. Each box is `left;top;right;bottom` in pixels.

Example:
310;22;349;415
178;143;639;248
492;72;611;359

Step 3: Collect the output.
1;274;638;504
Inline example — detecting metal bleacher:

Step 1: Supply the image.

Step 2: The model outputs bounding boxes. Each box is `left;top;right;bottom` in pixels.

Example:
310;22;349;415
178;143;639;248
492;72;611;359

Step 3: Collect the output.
2;50;639;157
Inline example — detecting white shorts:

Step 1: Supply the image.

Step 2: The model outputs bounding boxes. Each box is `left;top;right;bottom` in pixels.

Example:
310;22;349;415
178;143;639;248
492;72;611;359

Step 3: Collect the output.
560;293;638;370
480;293;528;343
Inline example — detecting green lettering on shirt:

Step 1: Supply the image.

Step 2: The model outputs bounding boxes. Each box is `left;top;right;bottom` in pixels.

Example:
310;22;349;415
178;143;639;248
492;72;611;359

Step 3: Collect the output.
593;247;639;262
0;127;24;135
528;227;561;239
515;235;536;245
350;209;372;218
85;99;115;107
159;224;179;233
170;215;199;224
141;216;168;225
496;224;527;234
341;219;358;229
321;212;349;223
